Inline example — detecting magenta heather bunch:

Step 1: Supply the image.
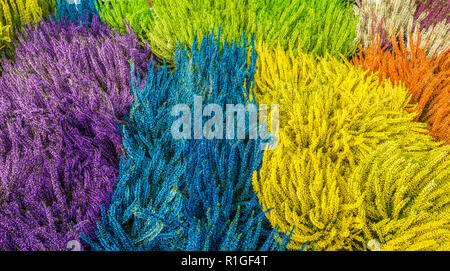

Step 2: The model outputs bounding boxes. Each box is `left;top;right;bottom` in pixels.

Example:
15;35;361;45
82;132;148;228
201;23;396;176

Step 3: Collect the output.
0;16;154;251
414;0;450;30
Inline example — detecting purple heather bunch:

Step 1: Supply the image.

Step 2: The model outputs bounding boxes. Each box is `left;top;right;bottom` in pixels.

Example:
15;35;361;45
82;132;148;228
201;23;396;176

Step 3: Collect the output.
0;16;154;251
414;0;450;30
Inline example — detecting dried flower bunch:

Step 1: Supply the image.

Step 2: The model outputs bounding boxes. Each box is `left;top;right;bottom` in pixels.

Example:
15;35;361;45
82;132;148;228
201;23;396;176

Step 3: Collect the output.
414;0;449;30
96;0;358;64
96;0;154;38
352;31;449;143
0;16;154;250
82;30;294;251
348;142;449;251
252;42;448;251
52;0;98;24
354;0;449;57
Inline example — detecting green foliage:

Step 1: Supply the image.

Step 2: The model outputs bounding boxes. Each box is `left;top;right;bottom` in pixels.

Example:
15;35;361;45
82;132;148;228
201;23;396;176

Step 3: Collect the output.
97;0;359;64
96;0;154;39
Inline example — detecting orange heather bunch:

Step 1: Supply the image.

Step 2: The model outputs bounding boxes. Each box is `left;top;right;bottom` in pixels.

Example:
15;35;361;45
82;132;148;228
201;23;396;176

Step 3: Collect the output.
351;31;449;143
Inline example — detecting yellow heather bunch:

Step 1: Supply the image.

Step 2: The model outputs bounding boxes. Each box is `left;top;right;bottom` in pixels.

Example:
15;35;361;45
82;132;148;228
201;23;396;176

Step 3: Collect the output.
251;43;445;250
0;0;54;60
348;143;450;251
0;25;11;49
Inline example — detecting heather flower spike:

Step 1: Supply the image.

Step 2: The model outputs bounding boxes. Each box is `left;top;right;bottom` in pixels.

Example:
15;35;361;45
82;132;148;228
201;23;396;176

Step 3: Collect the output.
252;42;448;250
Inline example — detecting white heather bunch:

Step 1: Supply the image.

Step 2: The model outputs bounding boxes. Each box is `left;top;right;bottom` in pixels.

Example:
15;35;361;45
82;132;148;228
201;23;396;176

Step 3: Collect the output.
412;20;450;57
354;0;449;57
354;0;421;49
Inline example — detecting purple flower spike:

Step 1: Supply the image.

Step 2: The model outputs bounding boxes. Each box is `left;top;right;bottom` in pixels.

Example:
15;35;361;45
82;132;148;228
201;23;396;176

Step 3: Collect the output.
0;16;154;251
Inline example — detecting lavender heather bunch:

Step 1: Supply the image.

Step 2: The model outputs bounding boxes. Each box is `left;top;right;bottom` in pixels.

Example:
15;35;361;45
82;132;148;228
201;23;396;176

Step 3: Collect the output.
414;0;450;30
3;16;153;120
0;16;154;251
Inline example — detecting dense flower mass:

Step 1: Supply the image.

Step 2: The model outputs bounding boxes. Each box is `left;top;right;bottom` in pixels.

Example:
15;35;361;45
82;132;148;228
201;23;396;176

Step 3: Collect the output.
0;0;55;62
348;142;450;251
354;0;449;57
0;16;154;250
251;43;447;250
351;31;450;143
52;0;99;24
96;0;358;64
414;0;449;30
0;0;448;252
83;31;292;251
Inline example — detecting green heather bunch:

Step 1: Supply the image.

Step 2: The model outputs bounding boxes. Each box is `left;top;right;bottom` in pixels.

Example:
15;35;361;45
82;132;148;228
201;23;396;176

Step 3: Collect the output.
0;0;55;60
96;0;154;38
0;25;10;50
354;0;449;56
255;0;358;58
98;0;358;63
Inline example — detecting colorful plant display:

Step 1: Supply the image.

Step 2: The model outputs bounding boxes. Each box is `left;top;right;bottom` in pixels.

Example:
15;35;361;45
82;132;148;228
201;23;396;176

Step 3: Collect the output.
354;0;449;57
352;31;449;143
96;0;358;63
0;0;448;252
82;30;292;251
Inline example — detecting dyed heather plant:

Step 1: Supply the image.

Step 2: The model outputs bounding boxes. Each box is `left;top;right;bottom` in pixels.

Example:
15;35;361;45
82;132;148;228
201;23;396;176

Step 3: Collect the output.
0;0;55;61
52;0;99;24
251;43;444;250
0;25;10;50
351;31;450;143
0;16;153;250
414;0;449;30
348;143;450;251
97;0;358;64
96;0;154;39
354;0;449;57
83;31;292;251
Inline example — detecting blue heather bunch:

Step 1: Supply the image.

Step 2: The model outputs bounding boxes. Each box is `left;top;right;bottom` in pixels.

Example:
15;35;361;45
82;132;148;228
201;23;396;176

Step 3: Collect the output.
52;0;99;24
180;139;292;251
0;15;153;251
84;30;293;251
